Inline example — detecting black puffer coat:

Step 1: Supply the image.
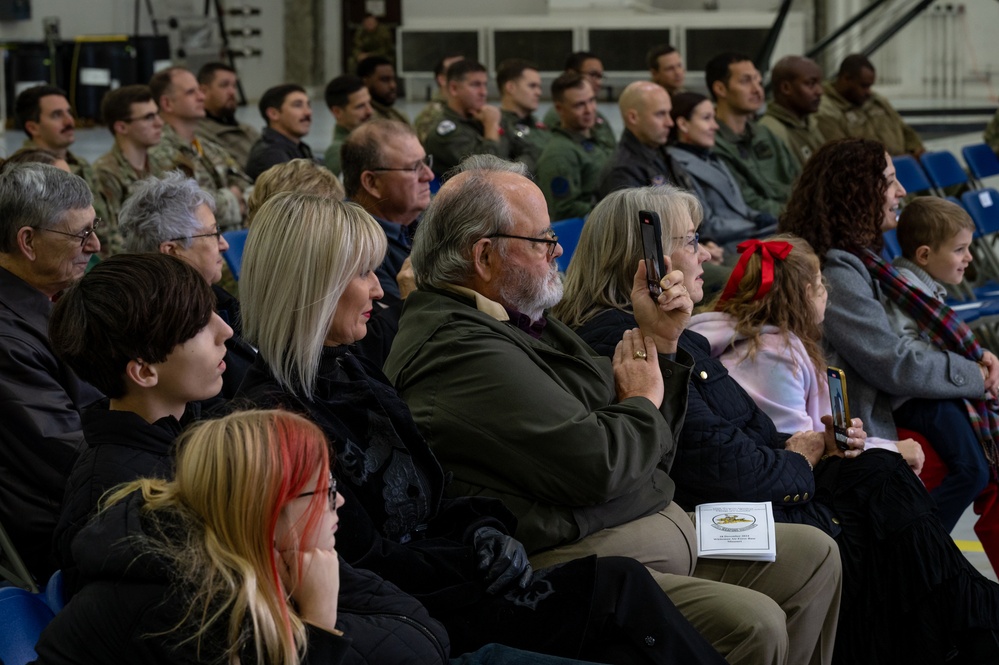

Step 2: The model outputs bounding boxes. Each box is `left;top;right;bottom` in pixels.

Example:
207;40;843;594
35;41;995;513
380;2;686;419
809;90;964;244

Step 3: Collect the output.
32;491;449;665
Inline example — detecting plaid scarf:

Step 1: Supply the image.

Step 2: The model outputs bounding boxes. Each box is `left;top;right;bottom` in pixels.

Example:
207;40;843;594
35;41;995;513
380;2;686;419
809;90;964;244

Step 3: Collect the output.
859;249;999;476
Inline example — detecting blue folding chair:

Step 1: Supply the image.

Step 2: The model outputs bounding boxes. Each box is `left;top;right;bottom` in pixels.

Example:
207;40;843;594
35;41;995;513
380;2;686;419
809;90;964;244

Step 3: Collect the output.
222;229;249;281
962;143;999;187
552;217;586;273
920;150;969;194
881;228;901;261
44;570;64;614
892;155;932;194
0;586;55;665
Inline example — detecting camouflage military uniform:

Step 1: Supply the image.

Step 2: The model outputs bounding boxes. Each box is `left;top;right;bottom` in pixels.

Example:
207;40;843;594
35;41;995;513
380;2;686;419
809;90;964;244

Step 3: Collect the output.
414;92;447;144
93;144;173;255
759;102;825;169
324;123;352;175
24;139;114;257
149;124;252;230
542;107;616;152
713;120;800;218
536;126;612;220
371;98;410;126
423;106;510;180
815;82;924;157
196;114;261;168
983;109;999;155
500;109;550;176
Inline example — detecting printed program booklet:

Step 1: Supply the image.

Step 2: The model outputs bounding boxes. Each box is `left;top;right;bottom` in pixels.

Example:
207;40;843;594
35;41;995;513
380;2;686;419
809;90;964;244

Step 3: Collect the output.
695;501;777;562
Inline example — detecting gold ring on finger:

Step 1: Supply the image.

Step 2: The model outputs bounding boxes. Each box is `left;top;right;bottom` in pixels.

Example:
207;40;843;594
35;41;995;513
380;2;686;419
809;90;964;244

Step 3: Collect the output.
634;349;648;360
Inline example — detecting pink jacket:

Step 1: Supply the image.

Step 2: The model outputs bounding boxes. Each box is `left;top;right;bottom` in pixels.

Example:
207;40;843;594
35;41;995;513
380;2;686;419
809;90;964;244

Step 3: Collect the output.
688;312;898;453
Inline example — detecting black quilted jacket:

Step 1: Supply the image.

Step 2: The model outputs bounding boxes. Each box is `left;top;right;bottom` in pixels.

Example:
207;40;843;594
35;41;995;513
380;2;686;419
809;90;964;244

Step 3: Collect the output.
576;309;839;536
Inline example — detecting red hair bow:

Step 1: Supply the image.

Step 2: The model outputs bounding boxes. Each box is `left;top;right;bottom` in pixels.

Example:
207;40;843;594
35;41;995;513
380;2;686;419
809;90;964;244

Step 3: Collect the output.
718;239;794;304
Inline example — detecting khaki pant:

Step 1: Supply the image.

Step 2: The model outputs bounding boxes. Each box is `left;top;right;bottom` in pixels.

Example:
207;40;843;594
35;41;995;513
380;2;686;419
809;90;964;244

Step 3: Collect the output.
530;503;841;665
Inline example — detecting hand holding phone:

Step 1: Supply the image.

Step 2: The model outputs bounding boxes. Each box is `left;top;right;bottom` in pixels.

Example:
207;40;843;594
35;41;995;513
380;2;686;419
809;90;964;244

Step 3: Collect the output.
827;367;851;451
639;210;667;299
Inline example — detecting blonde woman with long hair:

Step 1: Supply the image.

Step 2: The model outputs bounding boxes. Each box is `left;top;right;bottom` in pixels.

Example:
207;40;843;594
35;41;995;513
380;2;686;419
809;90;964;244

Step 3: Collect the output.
32;409;451;664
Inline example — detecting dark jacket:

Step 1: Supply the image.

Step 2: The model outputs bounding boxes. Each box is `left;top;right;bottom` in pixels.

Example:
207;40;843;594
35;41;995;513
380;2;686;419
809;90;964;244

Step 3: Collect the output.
53;405;185;597
598;128;693;198
236;349;601;657
244;126;316;180
32;491;449;665
213;285;257;399
372;215;413;302
575;309;837;535
0;266;103;581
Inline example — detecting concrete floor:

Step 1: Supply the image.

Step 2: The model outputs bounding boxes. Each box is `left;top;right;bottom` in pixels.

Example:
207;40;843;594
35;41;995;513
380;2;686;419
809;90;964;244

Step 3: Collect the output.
3;98;995;582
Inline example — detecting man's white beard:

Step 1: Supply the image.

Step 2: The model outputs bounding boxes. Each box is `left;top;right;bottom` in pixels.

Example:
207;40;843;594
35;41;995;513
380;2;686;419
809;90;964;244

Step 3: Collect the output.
499;262;563;323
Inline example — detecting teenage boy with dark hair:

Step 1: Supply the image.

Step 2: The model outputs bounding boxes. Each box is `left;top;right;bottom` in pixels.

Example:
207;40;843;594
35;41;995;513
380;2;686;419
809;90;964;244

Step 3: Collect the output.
49;253;232;595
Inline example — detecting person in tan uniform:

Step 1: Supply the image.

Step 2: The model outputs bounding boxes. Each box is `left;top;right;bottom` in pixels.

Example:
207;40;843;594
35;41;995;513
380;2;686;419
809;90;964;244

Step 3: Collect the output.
195;63;260;167
359;56;410;125
93;85;172;253
815;54;924;158
148;67;252;230
759;56;826;169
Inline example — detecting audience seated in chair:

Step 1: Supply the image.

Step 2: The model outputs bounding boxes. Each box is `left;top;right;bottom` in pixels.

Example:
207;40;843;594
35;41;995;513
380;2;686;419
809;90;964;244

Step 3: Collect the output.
119;172;255;397
780;138;996;534
0;163;103;583
556;185;999;664
815;54;925;159
384;154;843;665
48;253;231;597
706;53;800;218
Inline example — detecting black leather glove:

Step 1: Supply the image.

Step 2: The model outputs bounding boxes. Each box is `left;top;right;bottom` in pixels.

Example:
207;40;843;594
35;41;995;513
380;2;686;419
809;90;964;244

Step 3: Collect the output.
472;526;533;594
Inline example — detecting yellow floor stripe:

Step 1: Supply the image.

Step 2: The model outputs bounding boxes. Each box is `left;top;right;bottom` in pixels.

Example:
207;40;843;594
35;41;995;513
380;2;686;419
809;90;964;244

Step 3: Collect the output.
955;539;985;553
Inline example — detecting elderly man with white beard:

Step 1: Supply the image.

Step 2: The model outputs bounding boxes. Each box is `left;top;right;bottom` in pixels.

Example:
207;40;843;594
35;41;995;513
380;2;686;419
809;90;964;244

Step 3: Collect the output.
384;154;843;665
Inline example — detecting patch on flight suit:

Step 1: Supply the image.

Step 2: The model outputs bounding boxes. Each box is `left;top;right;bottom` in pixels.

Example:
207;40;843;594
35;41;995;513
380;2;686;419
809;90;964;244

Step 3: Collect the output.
515;123;531;138
582;141;595;153
437;120;457;136
550;177;570;198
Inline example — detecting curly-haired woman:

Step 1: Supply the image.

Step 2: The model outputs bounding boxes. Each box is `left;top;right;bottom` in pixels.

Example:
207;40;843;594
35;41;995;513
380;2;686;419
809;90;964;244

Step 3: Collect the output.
779;137;997;533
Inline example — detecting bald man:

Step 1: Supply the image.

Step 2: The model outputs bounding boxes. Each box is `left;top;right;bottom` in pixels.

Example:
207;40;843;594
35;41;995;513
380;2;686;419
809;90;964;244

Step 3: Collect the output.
598;81;691;197
759;56;826;168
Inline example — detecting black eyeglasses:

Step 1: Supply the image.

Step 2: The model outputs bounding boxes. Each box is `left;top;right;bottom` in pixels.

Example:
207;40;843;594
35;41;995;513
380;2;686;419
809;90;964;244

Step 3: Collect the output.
124;112;159;123
167;228;223;243
672;232;699;253
298;476;338;511
369;154;433;173
36;218;101;247
487;231;560;259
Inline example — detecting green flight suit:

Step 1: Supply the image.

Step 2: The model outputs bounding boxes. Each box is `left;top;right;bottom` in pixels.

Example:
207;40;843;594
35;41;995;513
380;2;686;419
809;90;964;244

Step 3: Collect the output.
713;120;800;218
542;107;616;152
758;102;825;169
324;123;351;175
536;126;612;221
500;109;551;176
815;82;924;157
423;106;510;179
